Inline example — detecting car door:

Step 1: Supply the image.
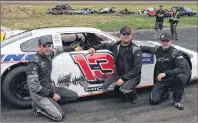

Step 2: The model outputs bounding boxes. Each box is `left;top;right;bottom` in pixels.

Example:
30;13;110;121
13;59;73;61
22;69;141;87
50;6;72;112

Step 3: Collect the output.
59;32;116;96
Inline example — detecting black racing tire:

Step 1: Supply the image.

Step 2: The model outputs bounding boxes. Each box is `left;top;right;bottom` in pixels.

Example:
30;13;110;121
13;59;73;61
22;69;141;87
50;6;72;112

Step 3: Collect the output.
2;66;32;109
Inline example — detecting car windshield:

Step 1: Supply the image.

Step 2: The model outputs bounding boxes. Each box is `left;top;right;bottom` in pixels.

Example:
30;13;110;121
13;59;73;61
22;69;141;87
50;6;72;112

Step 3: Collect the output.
1;31;32;48
184;6;193;11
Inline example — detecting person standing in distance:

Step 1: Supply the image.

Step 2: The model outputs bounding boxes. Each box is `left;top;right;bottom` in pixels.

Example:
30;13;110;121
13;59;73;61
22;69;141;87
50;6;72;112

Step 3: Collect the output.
169;7;180;40
154;5;165;40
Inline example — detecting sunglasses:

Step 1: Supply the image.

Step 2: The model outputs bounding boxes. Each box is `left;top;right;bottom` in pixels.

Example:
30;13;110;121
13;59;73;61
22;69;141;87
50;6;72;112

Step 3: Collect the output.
160;39;170;42
122;32;131;36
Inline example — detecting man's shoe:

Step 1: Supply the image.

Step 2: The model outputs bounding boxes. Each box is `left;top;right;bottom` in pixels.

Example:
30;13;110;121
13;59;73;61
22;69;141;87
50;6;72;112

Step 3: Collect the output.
153;37;156;40
131;97;139;104
126;92;139;104
175;38;178;40
173;101;184;110
116;91;127;102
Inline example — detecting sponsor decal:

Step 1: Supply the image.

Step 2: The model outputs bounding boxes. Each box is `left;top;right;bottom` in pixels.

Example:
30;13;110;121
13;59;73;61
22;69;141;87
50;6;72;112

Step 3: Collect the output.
71;52;116;83
1;54;34;63
85;86;102;92
142;53;154;64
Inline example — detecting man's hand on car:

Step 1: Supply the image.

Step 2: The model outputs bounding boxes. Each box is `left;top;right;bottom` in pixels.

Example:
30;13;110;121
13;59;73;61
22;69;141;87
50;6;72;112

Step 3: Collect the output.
117;79;124;86
53;93;61;101
89;48;95;55
157;73;166;81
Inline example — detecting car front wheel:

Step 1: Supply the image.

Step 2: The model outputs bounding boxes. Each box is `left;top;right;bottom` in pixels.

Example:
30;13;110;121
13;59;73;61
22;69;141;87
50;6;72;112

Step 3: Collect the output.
2;66;31;109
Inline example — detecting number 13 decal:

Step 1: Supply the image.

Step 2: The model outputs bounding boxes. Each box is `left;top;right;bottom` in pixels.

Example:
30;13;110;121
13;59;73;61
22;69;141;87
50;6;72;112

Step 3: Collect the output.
71;53;116;82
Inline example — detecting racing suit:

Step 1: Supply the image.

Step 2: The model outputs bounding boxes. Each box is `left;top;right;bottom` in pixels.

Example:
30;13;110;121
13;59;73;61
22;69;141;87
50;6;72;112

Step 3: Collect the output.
92;41;142;101
169;11;180;40
26;46;78;121
140;45;191;105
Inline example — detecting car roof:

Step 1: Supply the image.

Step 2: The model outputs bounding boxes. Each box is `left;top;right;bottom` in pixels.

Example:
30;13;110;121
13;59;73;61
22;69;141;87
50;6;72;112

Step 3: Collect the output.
1;27;106;47
30;27;104;34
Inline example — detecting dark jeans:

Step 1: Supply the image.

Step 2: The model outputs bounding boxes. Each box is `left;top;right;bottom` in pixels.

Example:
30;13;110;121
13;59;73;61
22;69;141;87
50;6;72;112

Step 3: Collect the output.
149;73;188;105
32;86;78;121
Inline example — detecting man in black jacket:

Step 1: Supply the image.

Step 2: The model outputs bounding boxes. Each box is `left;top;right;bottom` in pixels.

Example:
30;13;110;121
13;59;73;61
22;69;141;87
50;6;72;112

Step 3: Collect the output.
89;26;143;103
154;5;165;40
26;36;81;121
140;32;191;110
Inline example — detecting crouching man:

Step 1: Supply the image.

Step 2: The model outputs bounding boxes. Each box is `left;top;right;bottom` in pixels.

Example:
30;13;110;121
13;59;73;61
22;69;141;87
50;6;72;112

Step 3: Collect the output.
89;26;143;103
140;32;191;110
26;36;81;121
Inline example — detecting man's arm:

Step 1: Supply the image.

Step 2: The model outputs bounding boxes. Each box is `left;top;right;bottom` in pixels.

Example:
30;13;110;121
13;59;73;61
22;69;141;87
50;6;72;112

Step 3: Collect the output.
158;10;165;17
140;46;158;54
177;12;180;21
92;43;113;51
26;63;54;97
156;10;161;17
51;46;78;59
121;49;143;81
165;50;186;77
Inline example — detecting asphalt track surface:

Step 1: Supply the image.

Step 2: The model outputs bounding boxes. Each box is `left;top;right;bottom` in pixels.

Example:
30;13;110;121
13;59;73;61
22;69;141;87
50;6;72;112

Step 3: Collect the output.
1;27;198;122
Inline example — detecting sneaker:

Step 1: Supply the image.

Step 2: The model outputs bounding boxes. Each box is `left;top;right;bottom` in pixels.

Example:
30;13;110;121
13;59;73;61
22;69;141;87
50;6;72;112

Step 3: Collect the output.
153;37;156;40
175;38;178;40
173;101;184;110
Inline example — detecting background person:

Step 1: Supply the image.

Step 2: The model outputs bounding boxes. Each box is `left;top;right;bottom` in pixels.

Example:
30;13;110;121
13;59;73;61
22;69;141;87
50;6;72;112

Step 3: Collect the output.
154;5;165;40
169;8;180;40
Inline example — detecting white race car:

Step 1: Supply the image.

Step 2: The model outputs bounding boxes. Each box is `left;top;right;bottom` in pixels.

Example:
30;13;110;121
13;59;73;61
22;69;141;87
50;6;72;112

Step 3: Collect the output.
1;27;197;108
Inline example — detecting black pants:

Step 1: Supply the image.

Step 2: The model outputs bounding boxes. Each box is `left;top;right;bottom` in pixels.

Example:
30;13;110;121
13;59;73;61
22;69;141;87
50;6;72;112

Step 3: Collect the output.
170;23;178;40
102;73;140;99
32;86;78;121
149;73;188;105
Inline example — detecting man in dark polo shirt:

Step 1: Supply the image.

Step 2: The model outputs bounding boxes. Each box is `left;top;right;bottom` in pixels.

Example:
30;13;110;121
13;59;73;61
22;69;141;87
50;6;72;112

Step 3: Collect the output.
154;5;165;40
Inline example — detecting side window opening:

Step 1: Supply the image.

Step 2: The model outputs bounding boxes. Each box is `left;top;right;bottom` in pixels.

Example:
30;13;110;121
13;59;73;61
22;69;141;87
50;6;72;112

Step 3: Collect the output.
60;33;77;47
20;35;52;52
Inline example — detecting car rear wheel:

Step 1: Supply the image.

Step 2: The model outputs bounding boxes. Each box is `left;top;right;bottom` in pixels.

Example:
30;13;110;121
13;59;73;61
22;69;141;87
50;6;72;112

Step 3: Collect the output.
2;66;31;109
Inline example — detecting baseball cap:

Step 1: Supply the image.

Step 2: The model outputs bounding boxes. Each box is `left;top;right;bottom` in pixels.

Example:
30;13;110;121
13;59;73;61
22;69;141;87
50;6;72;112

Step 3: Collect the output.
38;35;53;45
120;26;132;34
160;32;171;41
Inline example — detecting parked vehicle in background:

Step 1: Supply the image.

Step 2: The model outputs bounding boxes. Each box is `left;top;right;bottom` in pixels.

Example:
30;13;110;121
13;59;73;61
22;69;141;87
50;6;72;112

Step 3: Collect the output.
96;7;117;14
46;4;73;15
73;8;95;15
119;8;135;14
171;6;197;16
